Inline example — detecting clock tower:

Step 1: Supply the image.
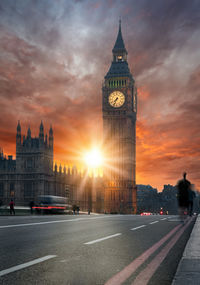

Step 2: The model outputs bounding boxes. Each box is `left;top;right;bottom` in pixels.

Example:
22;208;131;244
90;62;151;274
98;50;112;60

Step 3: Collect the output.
102;21;137;214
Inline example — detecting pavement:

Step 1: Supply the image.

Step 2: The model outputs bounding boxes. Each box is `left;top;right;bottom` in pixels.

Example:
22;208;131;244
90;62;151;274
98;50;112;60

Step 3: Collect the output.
172;214;200;285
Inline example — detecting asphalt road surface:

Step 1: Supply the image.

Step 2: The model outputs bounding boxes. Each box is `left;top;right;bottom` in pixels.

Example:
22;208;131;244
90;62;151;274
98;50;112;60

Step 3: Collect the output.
0;214;195;285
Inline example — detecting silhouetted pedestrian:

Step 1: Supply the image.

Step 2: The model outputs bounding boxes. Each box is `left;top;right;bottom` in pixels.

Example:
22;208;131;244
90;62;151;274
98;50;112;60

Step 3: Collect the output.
73;204;76;215
76;206;80;215
9;199;15;215
176;172;191;222
29;201;34;214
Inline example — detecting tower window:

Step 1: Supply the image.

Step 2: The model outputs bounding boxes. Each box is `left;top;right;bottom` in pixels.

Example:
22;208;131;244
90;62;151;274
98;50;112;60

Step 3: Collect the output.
27;158;32;169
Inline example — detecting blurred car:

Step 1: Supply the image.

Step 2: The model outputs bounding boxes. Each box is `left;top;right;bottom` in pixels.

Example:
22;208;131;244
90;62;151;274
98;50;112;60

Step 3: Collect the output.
140;212;152;216
33;195;72;214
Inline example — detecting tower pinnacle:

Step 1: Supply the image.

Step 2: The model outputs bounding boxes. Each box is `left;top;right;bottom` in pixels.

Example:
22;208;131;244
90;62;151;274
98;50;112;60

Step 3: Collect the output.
40;121;44;132
105;21;130;79
27;126;31;138
16;120;21;146
39;121;44;141
17;120;21;133
112;19;127;54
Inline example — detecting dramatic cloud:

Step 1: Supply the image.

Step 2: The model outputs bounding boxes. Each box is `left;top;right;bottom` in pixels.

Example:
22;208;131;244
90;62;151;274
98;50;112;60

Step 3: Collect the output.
0;0;200;190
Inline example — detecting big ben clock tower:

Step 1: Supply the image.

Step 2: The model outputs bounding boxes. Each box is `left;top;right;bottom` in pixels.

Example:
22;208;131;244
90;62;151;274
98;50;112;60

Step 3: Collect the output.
102;20;137;214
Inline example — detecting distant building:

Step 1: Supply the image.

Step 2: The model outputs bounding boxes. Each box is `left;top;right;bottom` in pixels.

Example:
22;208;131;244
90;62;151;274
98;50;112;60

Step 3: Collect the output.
160;184;178;214
137;184;159;213
0;122;104;212
137;184;180;214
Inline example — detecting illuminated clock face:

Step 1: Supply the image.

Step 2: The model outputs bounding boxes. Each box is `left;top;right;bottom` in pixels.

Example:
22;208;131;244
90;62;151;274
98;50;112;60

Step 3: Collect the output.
109;91;125;108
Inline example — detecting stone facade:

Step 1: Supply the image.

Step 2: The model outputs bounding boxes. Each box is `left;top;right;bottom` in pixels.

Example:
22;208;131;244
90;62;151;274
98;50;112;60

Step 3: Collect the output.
0;122;104;212
102;21;137;213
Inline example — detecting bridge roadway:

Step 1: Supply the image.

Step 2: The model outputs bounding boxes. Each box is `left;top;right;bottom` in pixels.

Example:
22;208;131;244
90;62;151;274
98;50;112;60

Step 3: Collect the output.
0;214;195;285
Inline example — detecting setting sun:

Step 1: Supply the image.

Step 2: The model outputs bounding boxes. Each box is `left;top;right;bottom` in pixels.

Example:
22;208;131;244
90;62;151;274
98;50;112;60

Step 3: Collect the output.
84;148;103;168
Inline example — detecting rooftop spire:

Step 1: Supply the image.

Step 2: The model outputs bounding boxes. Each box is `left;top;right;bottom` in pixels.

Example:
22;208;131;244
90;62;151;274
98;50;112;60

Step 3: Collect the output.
105;20;130;79
112;19;127;54
17;120;21;133
27;126;31;138
40;120;44;131
49;125;53;136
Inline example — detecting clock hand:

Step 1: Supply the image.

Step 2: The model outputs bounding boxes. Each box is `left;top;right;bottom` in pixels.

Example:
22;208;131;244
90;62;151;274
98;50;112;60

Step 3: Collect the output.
113;97;118;105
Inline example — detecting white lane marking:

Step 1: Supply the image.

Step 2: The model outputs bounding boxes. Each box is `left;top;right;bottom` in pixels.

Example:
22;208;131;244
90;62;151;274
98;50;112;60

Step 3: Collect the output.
161;218;167;220
84;233;122;245
149;221;158;224
0;216;108;229
0;255;56;277
131;225;146;231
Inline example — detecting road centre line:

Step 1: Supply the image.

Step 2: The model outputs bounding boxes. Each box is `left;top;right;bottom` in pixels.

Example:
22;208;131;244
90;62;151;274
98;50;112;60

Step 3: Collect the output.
149;221;158;224
105;223;181;285
0;255;57;277
131;225;146;231
0;216;108;229
132;217;194;285
84;233;122;245
161;218;167;220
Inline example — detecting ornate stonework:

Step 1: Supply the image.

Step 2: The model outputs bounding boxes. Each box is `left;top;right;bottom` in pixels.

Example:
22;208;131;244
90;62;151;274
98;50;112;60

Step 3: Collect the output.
102;21;137;213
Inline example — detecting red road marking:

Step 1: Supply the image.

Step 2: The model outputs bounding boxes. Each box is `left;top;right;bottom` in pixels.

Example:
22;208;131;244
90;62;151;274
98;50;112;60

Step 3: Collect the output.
132;217;194;285
105;223;181;285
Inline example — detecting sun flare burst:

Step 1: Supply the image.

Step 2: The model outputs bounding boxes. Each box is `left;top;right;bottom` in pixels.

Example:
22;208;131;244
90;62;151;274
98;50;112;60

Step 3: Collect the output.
84;148;103;168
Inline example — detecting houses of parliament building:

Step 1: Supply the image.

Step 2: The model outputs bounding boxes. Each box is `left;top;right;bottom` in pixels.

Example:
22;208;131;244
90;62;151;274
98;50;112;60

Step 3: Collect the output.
0;121;104;212
0;21;137;213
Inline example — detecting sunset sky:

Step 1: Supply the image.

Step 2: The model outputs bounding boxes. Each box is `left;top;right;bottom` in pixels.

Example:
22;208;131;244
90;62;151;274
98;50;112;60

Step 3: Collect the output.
0;0;200;191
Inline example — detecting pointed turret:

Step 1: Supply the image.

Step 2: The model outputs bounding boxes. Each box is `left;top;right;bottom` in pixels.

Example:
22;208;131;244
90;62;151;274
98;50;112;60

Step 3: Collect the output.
72;165;77;176
17;120;21;134
39;121;44;144
112;19;127;55
26;126;31;148
49;125;53;137
54;163;57;173
64;165;66;174
40;120;44;131
16;121;21;147
27;126;31;138
49;125;53;149
105;20;131;79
